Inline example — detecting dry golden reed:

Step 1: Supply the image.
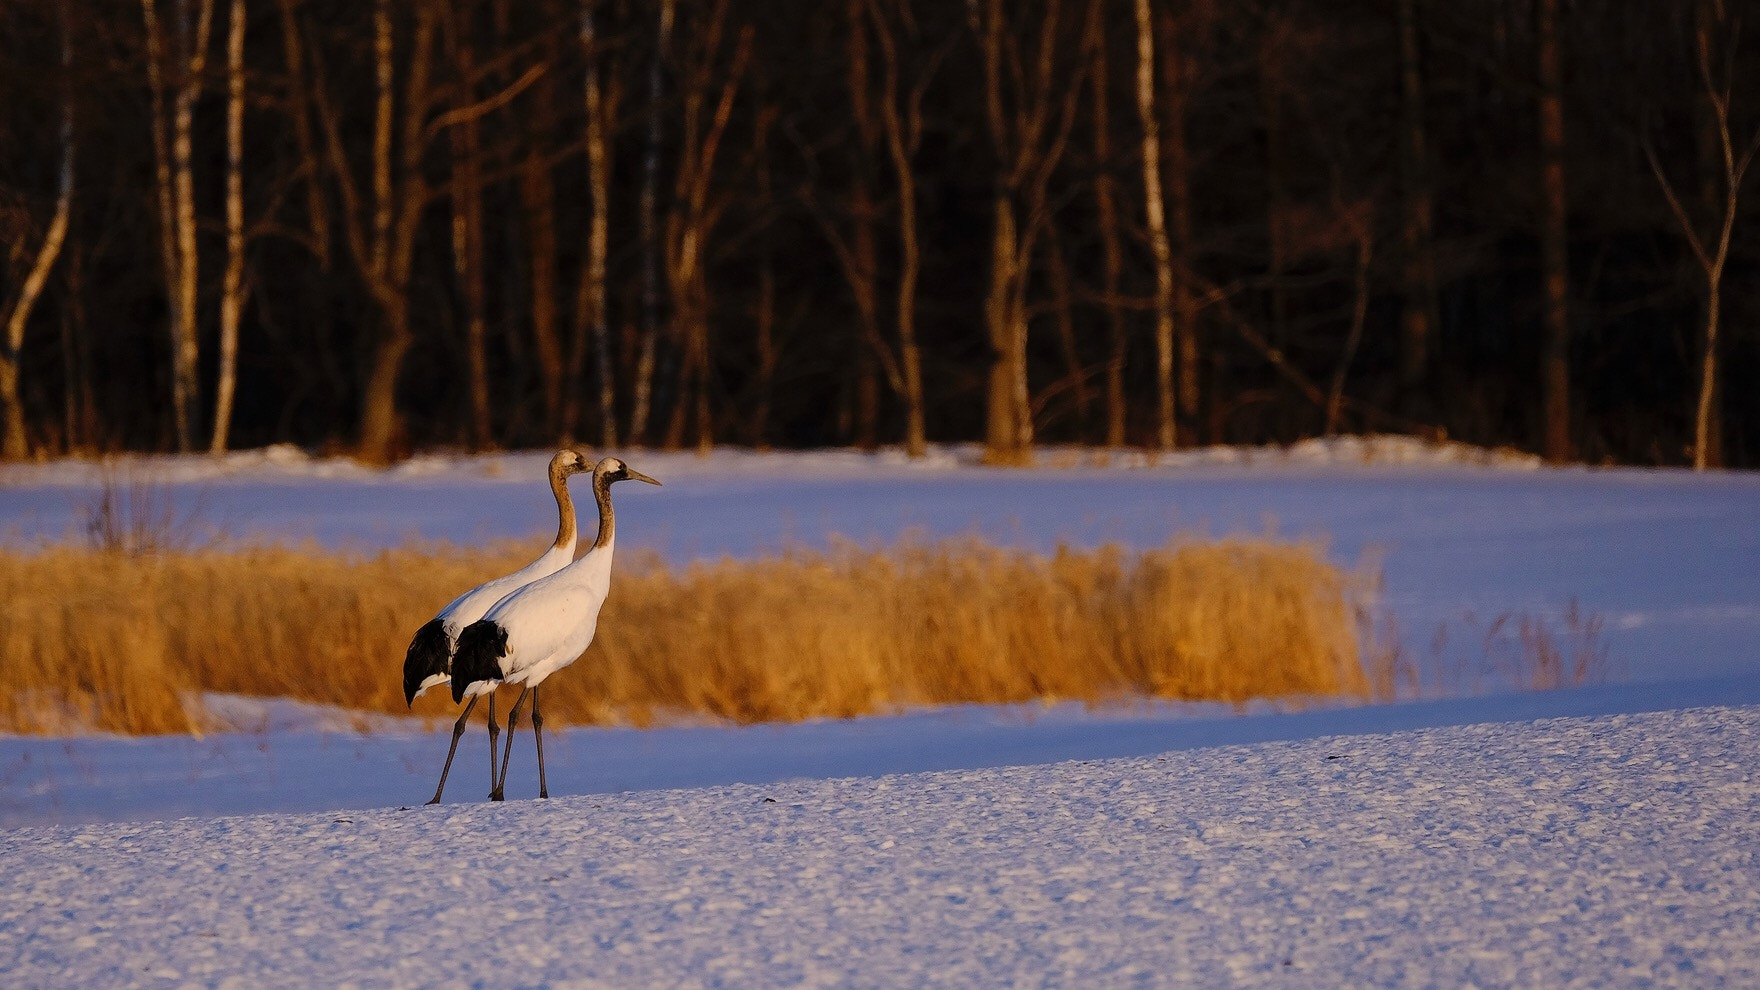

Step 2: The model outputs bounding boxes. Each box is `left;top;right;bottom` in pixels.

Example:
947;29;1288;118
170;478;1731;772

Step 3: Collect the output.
0;534;1377;735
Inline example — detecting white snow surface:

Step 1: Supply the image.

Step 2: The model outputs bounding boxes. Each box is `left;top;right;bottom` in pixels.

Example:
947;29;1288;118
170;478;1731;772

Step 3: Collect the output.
3;705;1757;986
2;440;1759;983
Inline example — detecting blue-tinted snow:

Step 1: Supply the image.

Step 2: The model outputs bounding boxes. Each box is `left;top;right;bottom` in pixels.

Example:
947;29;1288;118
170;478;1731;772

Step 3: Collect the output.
1;705;1756;986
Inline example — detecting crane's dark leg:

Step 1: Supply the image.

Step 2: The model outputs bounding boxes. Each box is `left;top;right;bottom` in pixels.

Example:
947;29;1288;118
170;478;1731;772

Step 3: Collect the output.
491;685;530;802
425;694;479;805
531;685;548;799
484;691;499;795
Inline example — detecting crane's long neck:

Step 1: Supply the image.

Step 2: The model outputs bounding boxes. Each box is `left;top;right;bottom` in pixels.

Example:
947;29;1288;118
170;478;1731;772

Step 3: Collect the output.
550;463;578;551
592;473;616;550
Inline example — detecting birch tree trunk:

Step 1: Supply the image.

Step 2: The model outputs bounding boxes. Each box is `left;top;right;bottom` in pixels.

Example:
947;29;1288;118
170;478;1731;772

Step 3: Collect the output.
171;0;213;452
1;6;75;461
1644;2;1758;471
1156;6;1199;440
866;0;941;458
580;0;617;448
1133;0;1176;451
143;0;214;453
210;0;246;454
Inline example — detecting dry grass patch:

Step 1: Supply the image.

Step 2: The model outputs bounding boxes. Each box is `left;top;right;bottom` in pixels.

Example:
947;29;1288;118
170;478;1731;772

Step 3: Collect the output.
0;535;1376;735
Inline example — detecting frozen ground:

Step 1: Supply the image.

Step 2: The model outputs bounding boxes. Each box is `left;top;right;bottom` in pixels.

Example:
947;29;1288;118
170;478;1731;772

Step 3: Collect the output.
2;704;1756;986
1;440;1757;983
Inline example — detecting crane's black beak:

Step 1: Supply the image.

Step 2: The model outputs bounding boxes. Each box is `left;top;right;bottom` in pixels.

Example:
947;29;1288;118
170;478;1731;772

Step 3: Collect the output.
625;467;662;486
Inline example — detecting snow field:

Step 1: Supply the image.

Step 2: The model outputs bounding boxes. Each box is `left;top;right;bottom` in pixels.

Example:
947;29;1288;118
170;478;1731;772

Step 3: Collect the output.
2;704;1757;987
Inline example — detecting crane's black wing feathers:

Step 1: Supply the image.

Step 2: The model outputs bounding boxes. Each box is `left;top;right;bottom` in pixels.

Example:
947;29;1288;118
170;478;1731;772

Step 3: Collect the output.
451;620;510;703
403;617;452;706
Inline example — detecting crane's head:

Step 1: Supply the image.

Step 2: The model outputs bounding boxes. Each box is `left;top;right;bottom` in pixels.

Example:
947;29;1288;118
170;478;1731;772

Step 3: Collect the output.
549;447;593;478
596;456;662;488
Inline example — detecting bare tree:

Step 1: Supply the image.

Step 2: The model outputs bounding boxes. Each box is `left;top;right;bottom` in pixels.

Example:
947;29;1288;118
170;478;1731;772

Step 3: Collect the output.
1157;5;1202;443
568;0;618;448
1;5;75;461
209;0;246;453
1394;0;1438;414
142;0;215;452
1084;0;1127;448
748;102;779;449
276;0;331;270
660;0;752;453
1644;0;1759;470
507;5;567;445
300;0;539;462
628;0;674;446
307;0;436;463
969;0;1088;464
1324;197;1375;436
1537;0;1572;463
1133;0;1176;451
443;1;491;449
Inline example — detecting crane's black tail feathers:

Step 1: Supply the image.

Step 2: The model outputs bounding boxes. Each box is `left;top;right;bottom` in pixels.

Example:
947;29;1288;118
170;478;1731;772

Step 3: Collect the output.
451;620;510;704
403;617;452;706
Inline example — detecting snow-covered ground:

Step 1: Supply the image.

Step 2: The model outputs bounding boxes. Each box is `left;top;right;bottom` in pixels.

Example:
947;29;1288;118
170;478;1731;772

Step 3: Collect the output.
3;705;1757;986
2;439;1758;983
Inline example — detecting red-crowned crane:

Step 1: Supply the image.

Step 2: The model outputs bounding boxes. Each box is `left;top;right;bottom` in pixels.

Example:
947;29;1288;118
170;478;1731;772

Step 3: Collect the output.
451;456;661;800
402;447;592;804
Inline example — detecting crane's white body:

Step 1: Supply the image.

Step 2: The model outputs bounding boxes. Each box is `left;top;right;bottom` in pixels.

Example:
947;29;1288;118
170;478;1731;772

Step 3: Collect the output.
409;541;577;701
404;448;591;708
479;532;616;690
450;457;660;801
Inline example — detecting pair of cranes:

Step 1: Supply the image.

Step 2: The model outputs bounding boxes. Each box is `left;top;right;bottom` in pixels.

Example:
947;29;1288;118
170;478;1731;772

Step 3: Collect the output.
402;450;660;804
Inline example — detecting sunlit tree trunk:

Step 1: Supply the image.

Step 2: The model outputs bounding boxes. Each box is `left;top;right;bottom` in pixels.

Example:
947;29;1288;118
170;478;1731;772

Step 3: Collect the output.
1134;0;1176;451
305;0;436;462
210;0;246;454
1156;6;1199;442
661;3;750;454
1645;0;1758;471
868;0;936;458
572;0;617;448
970;0;1085;464
1;5;75;461
143;0;215;453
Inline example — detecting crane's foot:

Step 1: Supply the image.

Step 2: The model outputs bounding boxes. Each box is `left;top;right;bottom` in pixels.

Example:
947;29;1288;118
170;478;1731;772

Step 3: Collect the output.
489;790;504;802
424;796;442;806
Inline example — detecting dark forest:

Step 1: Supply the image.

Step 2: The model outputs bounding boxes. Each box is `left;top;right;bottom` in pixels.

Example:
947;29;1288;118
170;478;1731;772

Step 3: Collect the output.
1;0;1756;466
